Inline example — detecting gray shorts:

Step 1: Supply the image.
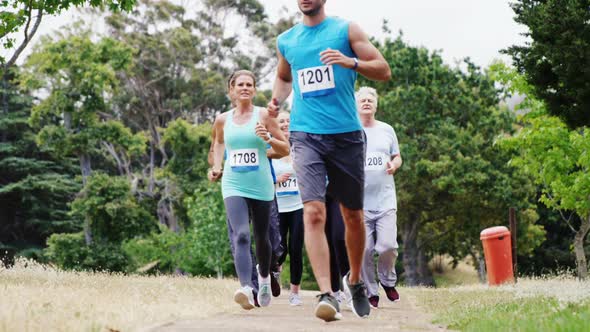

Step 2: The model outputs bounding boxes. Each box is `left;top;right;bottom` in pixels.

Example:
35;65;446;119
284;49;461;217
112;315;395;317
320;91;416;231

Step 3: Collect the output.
290;130;366;210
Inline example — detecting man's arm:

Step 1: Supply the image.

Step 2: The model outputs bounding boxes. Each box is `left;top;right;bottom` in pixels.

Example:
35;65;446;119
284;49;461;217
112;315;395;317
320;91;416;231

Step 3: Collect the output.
319;22;391;81
349;22;391;81
386;154;402;175
268;46;293;118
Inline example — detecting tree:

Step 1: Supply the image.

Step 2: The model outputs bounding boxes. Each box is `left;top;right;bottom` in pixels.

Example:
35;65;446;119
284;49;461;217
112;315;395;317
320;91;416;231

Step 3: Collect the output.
493;61;590;278
1;0;136;67
505;0;590;129
503;116;589;278
101;0;294;229
0;67;80;261
359;35;541;285
21;33;145;244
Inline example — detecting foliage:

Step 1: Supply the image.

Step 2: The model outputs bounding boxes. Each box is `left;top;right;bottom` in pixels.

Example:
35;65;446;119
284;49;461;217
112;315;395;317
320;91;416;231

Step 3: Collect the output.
22;34;141;162
123;182;235;277
1;0;137;65
0;67;81;255
70;172;157;243
45;232;129;271
493;61;590;278
505;0;590;128
162;120;212;203
359;34;541;285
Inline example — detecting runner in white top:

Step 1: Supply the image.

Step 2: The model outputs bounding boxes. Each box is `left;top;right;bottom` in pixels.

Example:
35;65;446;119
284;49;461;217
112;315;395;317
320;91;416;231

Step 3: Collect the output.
270;111;305;306
356;87;402;308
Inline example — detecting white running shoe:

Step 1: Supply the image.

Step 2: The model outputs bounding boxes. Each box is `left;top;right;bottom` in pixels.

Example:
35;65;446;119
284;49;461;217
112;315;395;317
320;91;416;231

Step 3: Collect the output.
334;290;346;305
257;265;271;307
289;292;303;306
233;286;255;310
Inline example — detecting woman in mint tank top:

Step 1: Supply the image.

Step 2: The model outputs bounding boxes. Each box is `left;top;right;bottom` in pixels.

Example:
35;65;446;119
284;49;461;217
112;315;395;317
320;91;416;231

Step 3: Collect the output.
208;70;289;310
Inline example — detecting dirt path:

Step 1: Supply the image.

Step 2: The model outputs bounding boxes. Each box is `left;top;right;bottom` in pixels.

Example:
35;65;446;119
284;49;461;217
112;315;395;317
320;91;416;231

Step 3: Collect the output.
145;290;448;332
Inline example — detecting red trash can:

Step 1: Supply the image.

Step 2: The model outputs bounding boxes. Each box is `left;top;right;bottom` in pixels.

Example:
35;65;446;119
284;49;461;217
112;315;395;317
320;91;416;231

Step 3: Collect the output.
480;226;514;285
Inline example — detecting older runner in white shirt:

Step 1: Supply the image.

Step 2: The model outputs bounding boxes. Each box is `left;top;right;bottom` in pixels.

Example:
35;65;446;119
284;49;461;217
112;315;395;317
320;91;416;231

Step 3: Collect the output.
356;87;402;309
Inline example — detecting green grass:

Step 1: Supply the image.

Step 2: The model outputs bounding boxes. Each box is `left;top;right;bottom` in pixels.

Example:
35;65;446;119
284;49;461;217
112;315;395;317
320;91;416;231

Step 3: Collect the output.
409;279;590;332
451;298;590;332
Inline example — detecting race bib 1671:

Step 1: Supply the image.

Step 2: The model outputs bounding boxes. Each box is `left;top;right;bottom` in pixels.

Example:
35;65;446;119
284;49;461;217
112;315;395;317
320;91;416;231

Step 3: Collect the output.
297;65;336;98
229;149;259;172
276;176;299;196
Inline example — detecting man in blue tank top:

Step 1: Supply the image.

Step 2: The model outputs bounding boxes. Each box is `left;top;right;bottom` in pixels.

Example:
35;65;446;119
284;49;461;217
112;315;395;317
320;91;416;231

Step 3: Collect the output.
267;0;391;322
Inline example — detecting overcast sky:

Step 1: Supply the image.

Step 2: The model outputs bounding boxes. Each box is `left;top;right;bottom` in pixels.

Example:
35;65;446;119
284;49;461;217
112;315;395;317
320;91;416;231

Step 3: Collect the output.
4;0;528;69
262;0;528;68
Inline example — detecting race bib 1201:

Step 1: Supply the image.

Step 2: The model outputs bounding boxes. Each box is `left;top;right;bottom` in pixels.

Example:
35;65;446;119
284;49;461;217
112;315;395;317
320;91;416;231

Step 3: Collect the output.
365;152;388;171
229;149;259;172
276;176;299;196
297;65;336;98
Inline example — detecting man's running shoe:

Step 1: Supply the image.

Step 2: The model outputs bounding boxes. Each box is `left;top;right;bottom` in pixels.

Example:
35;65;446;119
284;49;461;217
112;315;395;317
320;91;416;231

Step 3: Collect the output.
314;292;342;322
368;295;379;309
257;265;272;307
233;286;255;310
342;272;370;318
270;269;281;297
382;284;400;302
289;292;303;306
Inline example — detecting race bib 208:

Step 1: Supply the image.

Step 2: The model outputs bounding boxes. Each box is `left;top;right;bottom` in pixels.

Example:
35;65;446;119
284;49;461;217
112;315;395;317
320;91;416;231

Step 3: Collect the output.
365;152;388;171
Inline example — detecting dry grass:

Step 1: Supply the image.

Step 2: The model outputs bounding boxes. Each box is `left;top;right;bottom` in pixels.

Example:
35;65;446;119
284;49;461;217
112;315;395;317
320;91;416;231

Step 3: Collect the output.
0;259;239;332
429;255;481;287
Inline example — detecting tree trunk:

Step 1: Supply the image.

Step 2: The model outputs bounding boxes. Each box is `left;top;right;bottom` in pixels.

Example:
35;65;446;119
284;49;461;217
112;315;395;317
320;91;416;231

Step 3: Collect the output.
471;251;487;283
573;214;590;279
79;153;93;245
401;215;435;286
402;215;420;286
417;247;435;286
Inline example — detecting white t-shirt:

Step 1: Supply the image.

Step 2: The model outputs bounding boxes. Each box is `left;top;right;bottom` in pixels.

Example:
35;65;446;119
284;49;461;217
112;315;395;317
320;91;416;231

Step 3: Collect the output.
273;158;304;213
363;121;399;211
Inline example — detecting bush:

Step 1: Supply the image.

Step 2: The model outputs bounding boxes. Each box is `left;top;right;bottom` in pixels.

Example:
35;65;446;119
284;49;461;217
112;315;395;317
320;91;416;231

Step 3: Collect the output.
45;232;129;272
124;181;235;277
71;173;157;242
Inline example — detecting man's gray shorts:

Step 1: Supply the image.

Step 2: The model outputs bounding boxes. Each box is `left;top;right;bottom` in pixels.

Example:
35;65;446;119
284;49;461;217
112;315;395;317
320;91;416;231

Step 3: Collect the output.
290;130;366;210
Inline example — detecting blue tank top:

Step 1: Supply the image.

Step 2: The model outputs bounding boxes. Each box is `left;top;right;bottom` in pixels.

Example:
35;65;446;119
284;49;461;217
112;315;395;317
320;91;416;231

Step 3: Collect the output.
221;107;274;201
278;16;361;134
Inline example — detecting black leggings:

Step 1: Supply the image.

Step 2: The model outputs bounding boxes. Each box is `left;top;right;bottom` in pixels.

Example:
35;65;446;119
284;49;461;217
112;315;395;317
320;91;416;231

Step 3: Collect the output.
224;196;272;288
326;195;349;293
277;208;304;285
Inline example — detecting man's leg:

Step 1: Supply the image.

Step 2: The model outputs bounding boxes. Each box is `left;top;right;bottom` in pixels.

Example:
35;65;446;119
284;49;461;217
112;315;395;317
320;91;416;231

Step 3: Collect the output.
327;196;349;277
361;216;379;298
303;200;332;293
324;130;369;317
289;131;341;321
340;206;366;284
375;210;400;301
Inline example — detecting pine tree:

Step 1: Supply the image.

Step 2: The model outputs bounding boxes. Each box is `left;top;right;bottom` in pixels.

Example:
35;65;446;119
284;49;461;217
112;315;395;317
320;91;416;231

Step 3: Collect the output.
0;67;80;260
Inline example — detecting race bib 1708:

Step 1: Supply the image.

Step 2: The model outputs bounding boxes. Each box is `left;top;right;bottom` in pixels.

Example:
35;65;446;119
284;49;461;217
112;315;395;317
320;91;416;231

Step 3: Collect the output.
365;152;388;171
276;176;299;196
297;65;336;98
229;149;259;172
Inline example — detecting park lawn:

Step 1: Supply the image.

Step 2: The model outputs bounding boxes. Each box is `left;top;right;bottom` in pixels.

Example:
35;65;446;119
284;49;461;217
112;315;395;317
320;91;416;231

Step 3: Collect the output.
3;258;590;332
408;277;590;332
0;259;238;332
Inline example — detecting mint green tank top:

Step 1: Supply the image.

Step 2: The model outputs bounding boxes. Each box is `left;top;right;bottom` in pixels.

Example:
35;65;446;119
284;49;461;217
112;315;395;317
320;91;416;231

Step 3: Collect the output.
221;107;274;201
